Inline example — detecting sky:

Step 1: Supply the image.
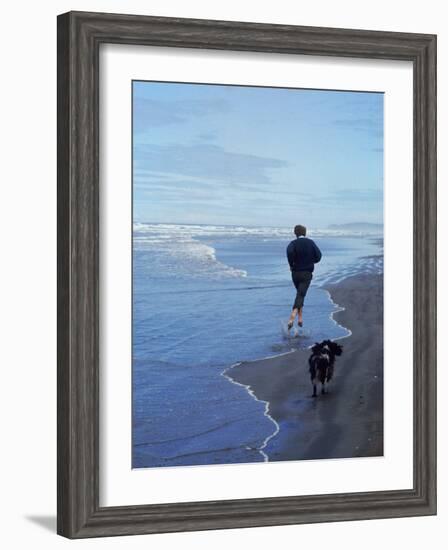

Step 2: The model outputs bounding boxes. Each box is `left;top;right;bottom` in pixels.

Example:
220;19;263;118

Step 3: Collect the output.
133;80;383;228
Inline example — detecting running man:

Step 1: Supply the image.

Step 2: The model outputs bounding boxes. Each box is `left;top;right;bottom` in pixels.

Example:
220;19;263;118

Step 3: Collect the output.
286;224;322;329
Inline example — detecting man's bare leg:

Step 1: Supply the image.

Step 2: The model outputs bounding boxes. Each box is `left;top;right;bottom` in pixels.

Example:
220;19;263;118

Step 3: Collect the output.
298;307;303;327
287;308;298;329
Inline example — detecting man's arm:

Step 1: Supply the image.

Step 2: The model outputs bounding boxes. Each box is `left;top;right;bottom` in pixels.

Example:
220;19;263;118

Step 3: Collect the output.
313;241;322;263
286;241;296;269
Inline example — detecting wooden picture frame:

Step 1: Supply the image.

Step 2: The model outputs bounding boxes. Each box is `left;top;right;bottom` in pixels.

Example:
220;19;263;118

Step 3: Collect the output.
57;11;437;538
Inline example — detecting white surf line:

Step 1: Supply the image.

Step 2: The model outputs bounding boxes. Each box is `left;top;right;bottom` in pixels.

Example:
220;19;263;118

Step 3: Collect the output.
221;365;280;463
219;280;360;462
320;287;353;343
319;261;384;344
219;289;353;462
243;348;297;361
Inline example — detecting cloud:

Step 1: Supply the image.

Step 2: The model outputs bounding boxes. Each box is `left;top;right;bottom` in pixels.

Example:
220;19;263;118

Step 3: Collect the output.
332;117;382;138
318;188;382;205
197;132;217;141
134;143;288;186
133;98;229;131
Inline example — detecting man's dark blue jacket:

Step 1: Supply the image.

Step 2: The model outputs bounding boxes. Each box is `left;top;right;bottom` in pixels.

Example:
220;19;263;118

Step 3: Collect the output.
286;236;322;273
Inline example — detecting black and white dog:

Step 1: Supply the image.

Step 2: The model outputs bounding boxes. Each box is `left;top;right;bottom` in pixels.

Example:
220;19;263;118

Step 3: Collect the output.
308;340;343;397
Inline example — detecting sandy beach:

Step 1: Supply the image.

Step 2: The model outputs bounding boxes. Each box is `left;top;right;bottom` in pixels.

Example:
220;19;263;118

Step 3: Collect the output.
226;272;383;462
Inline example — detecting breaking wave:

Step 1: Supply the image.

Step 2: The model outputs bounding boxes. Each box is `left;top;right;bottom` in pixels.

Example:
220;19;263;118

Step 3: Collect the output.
133;223;248;279
133;222;383;281
133;222;383;240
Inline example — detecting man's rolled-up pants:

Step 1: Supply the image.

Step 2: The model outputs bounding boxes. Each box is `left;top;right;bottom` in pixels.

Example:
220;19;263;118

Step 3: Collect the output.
291;270;312;310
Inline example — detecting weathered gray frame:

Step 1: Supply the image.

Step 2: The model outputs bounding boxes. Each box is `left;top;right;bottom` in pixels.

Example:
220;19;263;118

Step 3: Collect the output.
57;11;437;538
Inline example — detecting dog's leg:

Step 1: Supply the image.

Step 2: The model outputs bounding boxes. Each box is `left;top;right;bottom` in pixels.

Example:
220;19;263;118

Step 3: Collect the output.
312;384;317;397
321;383;326;395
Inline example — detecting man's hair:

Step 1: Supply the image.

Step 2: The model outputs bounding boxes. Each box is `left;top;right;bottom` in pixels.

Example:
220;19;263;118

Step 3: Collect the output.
294;224;307;237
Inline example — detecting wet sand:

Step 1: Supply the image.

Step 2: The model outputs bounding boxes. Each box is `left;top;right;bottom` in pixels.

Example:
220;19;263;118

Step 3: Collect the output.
226;273;383;461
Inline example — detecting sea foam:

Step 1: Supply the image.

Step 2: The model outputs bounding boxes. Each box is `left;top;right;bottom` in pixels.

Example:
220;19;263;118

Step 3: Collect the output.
134;223;248;279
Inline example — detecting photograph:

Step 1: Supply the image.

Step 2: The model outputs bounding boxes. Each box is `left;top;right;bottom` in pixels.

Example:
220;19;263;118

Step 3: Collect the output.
131;80;384;469
53;7;436;539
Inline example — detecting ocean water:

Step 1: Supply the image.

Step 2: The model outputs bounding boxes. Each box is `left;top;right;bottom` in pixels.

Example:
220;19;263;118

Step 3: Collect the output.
132;223;383;468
